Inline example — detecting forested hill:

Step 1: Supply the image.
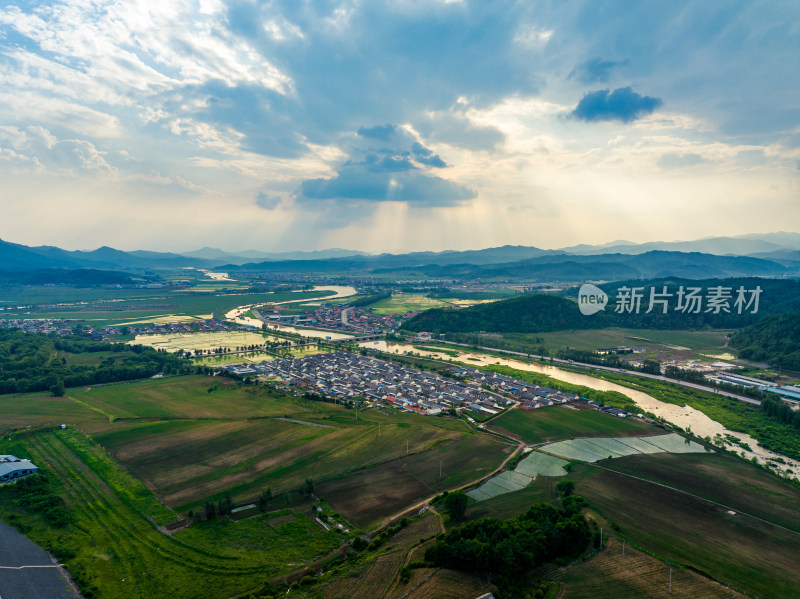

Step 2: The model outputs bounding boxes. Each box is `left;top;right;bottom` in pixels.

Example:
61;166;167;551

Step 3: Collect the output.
405;294;600;333
731;311;800;371
404;278;800;334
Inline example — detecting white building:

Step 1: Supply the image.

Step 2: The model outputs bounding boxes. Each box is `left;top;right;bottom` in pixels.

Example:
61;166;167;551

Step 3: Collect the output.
0;455;39;482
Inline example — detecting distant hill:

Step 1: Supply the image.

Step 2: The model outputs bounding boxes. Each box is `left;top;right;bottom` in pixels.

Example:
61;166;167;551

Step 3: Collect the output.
0;268;146;286
732;311;800;370
558;232;800;256
405;278;800;333
0;238;211;272
1;232;799;281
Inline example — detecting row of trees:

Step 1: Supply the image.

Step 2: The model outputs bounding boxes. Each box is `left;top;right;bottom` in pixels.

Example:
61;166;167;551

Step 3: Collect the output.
761;395;800;429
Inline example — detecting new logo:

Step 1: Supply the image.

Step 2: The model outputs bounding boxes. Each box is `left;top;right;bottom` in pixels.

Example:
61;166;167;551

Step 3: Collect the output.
579;283;608;316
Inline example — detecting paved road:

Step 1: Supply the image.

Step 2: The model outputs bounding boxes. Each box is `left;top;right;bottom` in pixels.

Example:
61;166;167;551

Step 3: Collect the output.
0;520;76;599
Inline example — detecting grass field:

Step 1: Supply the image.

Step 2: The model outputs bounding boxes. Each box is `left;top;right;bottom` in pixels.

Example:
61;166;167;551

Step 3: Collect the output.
370;293;498;315
504;328;734;355
68;375;312;422
490;406;657;444
369;294;454;315
0;427;340;599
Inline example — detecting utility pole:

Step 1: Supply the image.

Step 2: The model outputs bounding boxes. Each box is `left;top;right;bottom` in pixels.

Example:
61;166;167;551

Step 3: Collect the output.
406;439;409;456
622;540;625;556
669;567;672;594
600;527;603;549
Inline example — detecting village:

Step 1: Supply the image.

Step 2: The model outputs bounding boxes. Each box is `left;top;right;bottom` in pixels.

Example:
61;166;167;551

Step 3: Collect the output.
225;351;586;417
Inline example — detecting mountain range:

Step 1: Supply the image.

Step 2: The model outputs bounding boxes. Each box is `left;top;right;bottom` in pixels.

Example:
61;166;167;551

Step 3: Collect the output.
0;232;799;282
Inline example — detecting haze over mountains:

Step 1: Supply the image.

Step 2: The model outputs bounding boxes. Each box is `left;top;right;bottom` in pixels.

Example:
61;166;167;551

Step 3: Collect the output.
0;232;799;282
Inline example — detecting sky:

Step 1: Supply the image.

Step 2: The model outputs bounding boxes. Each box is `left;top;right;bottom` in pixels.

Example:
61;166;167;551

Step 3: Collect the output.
0;0;798;253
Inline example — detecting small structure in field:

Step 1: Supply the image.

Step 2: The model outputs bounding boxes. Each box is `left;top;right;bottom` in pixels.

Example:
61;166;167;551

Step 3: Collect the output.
0;455;39;482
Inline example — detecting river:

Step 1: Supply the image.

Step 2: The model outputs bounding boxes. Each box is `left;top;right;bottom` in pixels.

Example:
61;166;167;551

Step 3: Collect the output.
224;285;358;339
358;340;800;479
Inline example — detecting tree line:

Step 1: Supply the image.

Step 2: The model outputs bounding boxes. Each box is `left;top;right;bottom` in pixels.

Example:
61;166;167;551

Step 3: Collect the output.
0;328;194;395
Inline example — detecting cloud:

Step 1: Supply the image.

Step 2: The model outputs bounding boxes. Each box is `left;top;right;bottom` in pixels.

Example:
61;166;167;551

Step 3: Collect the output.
571;87;663;123
569;58;628;83
411;142;447;167
254;191;283;209
657;152;706;169
297;165;475;207
358;124;397;140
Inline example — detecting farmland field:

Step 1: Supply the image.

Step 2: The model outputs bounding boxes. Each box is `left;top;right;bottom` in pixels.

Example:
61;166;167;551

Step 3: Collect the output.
0;427;339;599
3;375;511;519
540;434;708;463
555;538;746;598
491;406;657;443
465;448;800;598
402;568;493;599
568;458;800;598
0;287;333;326
130;330;281;352
316;433;512;528
323;513;441;599
513;451;569;477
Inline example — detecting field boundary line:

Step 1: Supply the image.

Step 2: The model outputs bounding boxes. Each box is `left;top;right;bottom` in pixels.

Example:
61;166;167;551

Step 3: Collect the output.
593;464;800;537
65;394;116;421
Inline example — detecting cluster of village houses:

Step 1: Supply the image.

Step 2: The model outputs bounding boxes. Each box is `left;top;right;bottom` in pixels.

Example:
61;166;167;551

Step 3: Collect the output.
0;317;244;339
260;304;410;334
225;352;580;416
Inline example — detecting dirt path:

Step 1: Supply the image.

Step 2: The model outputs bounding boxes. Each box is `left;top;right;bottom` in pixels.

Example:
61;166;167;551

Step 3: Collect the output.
373;437;524;532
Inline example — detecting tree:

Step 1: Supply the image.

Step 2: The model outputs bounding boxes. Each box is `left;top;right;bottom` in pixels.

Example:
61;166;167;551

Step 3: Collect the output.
443;490;468;522
257;488;272;512
556;481;575;497
299;478;315;497
50;380;66;397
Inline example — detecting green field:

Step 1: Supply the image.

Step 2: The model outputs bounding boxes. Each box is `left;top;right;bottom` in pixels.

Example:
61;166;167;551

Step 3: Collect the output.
0;428;339;599
490;406;657;444
370;294;454;315
520;328;733;353
0;287;334;326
